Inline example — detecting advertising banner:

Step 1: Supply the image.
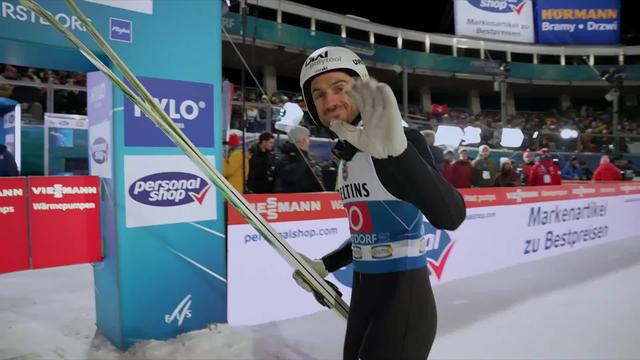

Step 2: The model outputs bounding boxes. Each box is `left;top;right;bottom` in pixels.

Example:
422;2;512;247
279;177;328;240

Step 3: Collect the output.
43;113;88;175
441;191;640;283
454;0;535;43
29;176;101;269
123;77;214;148
535;0;620;45
228;184;640;324
227;192;351;325
3;104;21;171
0;177;29;274
87;71;113;179
123;155;217;228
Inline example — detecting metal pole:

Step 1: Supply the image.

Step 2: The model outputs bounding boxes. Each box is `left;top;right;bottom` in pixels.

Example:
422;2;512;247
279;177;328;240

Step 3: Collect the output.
43;116;49;175
265;102;272;132
612;88;620;151
402;61;408;121
240;0;247;192
500;77;507;124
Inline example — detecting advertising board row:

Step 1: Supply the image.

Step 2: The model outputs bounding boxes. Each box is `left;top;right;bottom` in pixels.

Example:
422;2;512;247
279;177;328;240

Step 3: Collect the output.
454;0;620;44
227;183;640;325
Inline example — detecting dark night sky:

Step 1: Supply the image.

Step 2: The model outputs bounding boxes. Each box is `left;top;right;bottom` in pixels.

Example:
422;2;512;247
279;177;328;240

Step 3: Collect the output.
290;0;639;45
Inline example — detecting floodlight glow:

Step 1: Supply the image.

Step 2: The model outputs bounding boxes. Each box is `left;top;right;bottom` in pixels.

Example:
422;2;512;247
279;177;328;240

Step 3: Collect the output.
500;128;524;148
461;126;481;145
560;129;579;139
435;125;463;147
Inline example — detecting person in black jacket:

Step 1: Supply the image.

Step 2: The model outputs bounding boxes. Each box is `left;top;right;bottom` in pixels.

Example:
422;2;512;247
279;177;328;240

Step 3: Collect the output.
0;143;19;177
293;46;466;360
420;129;444;174
247;132;276;193
274;126;324;193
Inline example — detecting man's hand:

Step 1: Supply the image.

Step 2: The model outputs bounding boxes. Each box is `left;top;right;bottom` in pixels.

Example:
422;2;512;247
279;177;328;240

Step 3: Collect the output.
329;78;407;159
292;253;329;292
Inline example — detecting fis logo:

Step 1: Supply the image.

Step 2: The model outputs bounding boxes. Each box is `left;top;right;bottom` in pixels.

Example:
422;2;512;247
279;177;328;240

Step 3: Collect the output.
128;172;211;206
469;0;528;14
124;77;214;147
423;222;456;281
165;294;192;327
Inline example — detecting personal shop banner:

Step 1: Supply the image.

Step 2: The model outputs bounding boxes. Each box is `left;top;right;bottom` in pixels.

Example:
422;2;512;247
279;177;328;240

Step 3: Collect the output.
454;0;535;43
227;192;351;325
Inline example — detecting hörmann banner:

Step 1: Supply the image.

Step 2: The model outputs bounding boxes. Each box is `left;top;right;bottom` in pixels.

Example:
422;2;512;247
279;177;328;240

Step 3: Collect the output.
535;0;620;45
454;0;535;43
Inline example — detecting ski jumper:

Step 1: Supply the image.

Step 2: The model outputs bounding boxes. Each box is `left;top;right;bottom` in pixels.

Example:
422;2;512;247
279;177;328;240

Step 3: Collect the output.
323;129;466;360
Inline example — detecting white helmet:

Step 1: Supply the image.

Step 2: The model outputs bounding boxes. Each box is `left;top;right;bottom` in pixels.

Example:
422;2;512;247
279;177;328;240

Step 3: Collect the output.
300;46;368;127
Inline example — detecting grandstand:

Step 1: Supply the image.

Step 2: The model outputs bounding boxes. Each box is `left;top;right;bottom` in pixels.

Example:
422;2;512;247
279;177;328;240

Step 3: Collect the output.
220;0;640;165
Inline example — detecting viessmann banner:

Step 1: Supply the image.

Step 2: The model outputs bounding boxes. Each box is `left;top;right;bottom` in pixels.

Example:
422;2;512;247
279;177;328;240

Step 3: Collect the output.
0;176;102;274
454;0;535;43
535;0;620;45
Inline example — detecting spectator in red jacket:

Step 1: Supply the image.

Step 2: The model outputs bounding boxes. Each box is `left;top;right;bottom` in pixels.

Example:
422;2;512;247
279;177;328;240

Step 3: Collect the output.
451;148;473;188
528;148;562;186
520;149;535;185
443;150;455;184
593;155;622;181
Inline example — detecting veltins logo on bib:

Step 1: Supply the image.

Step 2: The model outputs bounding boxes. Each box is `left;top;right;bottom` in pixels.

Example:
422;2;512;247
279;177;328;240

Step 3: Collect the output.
128;172;211;207
469;0;528;14
124;77;214;147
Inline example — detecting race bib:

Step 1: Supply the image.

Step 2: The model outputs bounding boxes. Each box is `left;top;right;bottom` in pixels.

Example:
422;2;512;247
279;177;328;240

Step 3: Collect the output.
482;171;491;180
543;174;551;184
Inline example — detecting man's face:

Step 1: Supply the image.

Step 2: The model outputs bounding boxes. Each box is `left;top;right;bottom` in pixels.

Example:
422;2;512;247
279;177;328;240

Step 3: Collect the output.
261;138;274;152
481;147;490;158
459;151;468;161
524;153;534;163
310;71;359;127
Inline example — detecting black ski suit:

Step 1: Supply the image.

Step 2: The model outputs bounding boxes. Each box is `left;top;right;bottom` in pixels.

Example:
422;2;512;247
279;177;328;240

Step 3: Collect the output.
323;128;466;360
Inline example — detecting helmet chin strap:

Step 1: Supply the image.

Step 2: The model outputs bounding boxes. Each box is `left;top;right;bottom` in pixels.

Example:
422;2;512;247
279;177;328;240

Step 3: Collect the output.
350;114;362;126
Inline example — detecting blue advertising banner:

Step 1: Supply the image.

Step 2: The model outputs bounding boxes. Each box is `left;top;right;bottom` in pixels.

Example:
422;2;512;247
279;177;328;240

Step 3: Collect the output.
535;0;620;45
123;77;214;148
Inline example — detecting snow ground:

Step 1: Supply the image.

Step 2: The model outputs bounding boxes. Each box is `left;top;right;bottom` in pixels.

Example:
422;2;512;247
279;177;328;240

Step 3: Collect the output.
1;236;639;360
